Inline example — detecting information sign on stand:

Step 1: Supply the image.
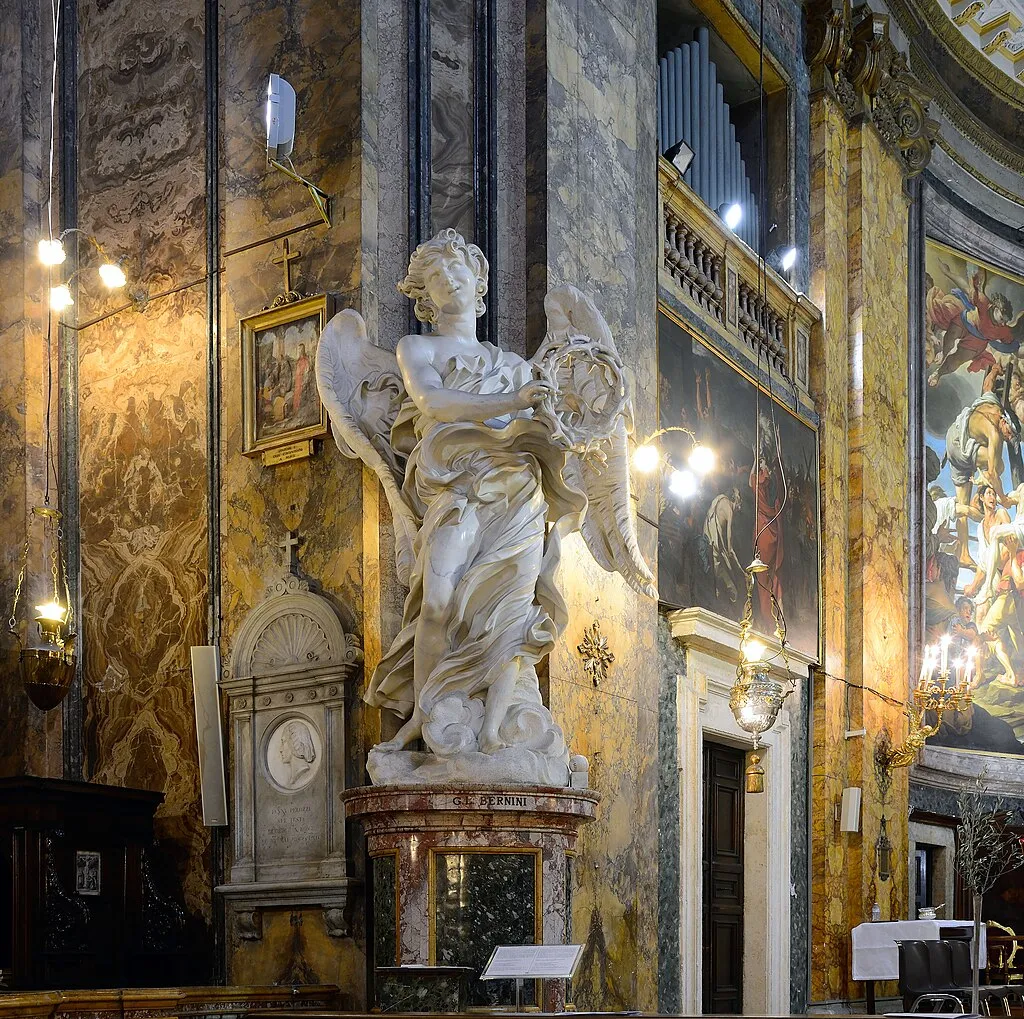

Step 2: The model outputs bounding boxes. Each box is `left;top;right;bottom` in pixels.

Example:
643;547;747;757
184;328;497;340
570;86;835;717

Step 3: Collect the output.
481;945;584;1010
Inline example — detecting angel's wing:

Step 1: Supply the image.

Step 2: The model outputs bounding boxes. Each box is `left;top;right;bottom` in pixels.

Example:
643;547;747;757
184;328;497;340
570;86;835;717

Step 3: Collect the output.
543;284;615;347
542;286;657;599
563;419;658;599
316;309;417;585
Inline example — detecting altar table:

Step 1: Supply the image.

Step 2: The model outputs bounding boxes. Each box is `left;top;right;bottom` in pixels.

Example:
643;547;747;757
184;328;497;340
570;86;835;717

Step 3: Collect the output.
852;920;987;1013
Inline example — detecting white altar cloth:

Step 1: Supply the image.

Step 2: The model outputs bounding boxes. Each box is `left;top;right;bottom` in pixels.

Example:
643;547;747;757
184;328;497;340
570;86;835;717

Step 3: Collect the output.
852;920;987;981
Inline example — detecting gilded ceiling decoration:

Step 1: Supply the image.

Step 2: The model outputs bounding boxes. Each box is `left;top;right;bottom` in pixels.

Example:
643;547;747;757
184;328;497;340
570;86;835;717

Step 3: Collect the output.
936;0;1024;83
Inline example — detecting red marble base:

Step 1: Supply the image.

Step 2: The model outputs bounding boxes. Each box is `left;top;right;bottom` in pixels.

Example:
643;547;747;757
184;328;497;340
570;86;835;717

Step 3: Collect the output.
342;785;599;1011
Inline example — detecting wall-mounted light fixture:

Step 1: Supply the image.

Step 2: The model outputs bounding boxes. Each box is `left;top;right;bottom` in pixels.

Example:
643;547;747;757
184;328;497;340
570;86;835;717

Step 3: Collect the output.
718;202;743;232
631;425;715;503
876;815;893;883
266;73;331;227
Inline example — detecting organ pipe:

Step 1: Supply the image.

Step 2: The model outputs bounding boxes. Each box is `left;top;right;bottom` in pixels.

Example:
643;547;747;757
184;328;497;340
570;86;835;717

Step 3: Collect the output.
658;30;759;251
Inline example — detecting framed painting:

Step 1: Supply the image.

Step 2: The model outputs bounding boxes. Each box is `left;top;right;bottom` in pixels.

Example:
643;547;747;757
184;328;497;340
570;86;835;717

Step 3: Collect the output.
657;309;821;660
241;293;333;463
923;238;1024;756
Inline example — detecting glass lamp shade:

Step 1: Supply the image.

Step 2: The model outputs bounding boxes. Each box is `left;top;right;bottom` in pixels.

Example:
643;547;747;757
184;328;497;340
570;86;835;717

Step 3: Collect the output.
729;662;786;741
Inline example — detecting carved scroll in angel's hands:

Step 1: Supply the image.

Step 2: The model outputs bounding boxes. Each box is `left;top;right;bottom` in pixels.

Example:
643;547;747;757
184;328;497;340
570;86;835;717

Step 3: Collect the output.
315;309;418;585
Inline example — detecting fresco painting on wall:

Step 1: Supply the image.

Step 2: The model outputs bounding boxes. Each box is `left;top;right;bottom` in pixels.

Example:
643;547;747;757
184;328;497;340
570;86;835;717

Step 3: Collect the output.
241;293;332;457
924;238;1024;756
657;311;821;659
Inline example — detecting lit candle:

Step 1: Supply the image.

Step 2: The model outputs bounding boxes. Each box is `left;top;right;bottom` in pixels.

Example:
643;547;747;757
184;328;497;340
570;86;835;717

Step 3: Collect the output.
940;634;952;675
964;649;975;687
919;645;931;686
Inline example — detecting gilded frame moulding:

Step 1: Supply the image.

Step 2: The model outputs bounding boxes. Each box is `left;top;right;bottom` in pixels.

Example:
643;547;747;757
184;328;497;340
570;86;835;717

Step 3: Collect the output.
240;292;334;465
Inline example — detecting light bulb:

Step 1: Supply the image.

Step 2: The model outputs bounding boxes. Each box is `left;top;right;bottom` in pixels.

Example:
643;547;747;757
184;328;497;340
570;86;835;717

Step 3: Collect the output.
632;444;660;473
720;203;743;231
38;238;66;266
742;639;766;664
34;601;67;623
98;262;126;288
668;468;698;498
688;444;716;475
49;284;73;312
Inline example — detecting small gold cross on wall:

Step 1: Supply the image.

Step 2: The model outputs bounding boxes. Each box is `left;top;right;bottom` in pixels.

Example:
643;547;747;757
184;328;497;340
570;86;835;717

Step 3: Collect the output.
272;238;302;296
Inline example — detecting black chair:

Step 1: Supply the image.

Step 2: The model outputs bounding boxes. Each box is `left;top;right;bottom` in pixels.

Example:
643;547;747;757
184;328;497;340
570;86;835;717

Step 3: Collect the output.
943;936;1012;1016
897;940;964;1012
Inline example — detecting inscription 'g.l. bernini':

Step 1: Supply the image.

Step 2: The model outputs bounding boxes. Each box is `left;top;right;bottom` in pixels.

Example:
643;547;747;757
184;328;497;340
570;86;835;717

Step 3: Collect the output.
316;229;656;787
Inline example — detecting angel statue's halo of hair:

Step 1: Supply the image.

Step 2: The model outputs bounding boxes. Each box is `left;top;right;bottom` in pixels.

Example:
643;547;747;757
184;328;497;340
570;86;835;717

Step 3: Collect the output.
397;227;489;325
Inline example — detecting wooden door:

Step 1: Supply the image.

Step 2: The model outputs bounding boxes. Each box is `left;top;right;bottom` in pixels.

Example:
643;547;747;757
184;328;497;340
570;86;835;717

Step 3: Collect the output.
702;742;744;1015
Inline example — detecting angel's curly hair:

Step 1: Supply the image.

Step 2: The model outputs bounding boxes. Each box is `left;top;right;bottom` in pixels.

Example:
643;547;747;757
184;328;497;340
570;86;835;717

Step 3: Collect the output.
398;228;488;325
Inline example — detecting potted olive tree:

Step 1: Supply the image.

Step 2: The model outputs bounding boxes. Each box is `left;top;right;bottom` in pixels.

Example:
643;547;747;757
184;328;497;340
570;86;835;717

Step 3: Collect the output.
954;777;1024;1014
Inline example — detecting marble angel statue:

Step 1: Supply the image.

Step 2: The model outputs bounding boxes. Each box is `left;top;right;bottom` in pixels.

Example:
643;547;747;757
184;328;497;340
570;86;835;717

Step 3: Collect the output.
316;228;655;786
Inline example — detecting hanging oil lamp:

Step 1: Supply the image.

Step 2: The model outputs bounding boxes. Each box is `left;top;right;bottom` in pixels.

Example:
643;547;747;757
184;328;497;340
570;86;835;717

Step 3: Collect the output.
8;506;76;710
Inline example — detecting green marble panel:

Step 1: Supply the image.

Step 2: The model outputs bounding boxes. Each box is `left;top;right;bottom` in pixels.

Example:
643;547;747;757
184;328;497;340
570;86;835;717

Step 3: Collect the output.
373;854;397;970
433;851;537;1006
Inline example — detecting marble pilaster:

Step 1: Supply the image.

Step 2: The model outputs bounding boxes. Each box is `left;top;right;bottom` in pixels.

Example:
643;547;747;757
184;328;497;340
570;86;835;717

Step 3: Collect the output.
528;0;661;1009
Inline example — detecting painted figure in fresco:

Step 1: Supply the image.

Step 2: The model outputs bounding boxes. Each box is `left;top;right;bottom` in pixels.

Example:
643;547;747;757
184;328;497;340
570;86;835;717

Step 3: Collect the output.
975;482;1024;604
749;417;786;628
963;484;1011;598
947;596;981;661
977;544;1024;688
316;228;655;786
928;263;1024;384
702;488;744;602
943;393;1018;565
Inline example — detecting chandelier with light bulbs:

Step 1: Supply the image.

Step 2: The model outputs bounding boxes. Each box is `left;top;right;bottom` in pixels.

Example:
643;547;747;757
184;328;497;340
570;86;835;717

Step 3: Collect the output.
631;425;717;498
39;227;128;315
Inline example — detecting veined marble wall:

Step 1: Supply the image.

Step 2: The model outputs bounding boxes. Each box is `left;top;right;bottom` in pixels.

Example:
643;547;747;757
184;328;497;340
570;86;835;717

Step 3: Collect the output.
0;0;64;778
528;0;661;1010
75;0;212;921
808;87;912;1003
217;0;370;995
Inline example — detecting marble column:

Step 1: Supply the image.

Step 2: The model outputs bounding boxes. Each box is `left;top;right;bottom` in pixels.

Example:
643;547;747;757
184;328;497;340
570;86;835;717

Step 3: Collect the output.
0;0;65;778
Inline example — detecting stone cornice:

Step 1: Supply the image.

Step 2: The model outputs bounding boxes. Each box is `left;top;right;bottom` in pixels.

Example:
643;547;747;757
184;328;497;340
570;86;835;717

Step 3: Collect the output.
806;0;940;175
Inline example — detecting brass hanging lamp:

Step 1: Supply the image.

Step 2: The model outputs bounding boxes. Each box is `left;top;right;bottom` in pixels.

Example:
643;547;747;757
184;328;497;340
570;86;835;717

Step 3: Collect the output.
9;506;77;710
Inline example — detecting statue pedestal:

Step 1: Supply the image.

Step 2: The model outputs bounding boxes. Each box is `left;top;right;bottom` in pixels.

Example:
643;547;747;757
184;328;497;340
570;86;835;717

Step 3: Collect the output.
342;785;598;1012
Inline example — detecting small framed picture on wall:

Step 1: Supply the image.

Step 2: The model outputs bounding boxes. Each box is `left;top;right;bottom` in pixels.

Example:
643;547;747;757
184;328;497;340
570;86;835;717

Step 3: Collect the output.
75;850;101;895
241;293;333;466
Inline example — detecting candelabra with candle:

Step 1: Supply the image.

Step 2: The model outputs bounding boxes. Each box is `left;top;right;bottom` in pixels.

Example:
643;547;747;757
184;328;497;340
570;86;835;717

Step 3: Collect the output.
880;635;974;771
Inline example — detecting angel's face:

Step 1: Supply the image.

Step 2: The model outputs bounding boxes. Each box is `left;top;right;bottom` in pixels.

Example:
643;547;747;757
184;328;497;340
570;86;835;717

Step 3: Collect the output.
425;256;477;317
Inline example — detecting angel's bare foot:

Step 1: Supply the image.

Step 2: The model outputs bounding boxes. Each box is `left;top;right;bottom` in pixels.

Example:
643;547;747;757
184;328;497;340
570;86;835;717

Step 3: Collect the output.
479;730;509;754
374;711;424;752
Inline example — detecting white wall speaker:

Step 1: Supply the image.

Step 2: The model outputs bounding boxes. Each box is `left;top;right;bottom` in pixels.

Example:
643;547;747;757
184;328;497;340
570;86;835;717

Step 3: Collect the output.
840;786;862;833
191;646;228;827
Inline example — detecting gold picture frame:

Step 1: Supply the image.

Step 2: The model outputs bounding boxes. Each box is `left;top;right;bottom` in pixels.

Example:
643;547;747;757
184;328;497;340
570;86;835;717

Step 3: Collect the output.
241;293;333;464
